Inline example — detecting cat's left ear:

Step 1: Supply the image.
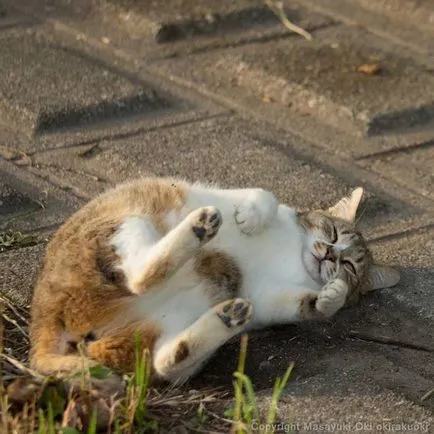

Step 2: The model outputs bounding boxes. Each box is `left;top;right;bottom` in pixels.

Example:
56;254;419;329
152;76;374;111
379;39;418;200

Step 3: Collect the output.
367;265;400;291
328;187;364;222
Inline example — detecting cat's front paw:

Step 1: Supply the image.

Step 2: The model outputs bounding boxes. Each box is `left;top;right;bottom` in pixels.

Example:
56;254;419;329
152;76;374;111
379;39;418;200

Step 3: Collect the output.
315;278;348;318
234;190;278;235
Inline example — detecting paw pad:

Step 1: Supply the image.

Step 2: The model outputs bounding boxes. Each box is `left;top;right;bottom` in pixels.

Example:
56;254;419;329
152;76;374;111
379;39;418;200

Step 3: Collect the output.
217;298;252;328
191;207;222;242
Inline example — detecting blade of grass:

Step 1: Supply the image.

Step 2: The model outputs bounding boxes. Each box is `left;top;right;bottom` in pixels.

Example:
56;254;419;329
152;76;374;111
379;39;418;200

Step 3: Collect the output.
266;363;294;425
232;334;248;433
264;0;313;40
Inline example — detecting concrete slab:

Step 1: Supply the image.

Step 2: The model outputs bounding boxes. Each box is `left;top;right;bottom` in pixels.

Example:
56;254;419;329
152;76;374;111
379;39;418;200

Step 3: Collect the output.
260;390;433;432
151;26;434;162
8;0;434;163
0;29;185;136
0;243;45;310
0;20;229;153
354;0;434;33
370;228;434;321
8;0;334;60
0;158;82;232
297;0;434;61
31;115;420;237
195;295;434;413
358;144;434;201
0;2;36;30
178;25;434;136
0;181;41;221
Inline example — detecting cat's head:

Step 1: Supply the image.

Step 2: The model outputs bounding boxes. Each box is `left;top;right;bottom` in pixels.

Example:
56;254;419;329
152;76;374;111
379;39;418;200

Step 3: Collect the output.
298;188;400;306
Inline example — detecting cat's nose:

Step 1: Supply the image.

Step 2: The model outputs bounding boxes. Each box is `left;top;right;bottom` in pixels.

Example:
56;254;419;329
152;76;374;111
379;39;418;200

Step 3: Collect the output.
324;246;335;262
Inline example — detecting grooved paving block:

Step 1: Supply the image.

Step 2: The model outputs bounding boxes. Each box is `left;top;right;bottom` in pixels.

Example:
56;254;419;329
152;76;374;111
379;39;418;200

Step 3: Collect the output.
352;0;434;32
0;2;34;29
358;145;434;200
32;116;418;234
105;0;332;43
0;181;40;220
7;0;334;59
0;31;177;135
295;0;434;57
370;229;434;321
0;160;82;232
0;244;45;308
208;26;434;135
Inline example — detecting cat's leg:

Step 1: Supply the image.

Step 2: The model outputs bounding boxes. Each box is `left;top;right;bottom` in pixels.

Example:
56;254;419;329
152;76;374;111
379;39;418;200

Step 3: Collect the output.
253;279;349;326
314;277;348;318
113;207;222;294
187;185;278;236
153;298;252;383
85;321;160;374
234;189;279;235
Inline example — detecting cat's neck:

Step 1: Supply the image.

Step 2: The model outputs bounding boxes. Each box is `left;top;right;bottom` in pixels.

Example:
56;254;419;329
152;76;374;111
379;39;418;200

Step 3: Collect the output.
276;204;302;229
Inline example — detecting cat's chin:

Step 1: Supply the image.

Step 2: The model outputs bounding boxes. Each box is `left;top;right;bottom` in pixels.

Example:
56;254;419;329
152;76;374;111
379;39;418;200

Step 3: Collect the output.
302;250;327;285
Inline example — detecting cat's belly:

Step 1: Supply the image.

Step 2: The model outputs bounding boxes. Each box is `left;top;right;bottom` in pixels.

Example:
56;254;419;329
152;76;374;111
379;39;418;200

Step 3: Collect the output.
210;213;316;289
132;278;212;339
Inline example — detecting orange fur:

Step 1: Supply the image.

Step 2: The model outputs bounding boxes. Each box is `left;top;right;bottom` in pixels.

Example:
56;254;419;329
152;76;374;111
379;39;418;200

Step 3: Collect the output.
30;178;187;376
86;321;161;373
130;254;172;293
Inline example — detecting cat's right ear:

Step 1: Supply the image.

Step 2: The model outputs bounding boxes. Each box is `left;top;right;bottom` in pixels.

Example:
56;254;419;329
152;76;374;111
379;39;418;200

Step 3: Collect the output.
328;187;364;222
368;265;401;291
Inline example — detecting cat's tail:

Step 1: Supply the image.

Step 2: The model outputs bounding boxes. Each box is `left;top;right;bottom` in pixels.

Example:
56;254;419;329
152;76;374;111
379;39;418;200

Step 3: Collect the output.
29;295;158;382
29;314;98;375
29;320;128;396
29;295;134;375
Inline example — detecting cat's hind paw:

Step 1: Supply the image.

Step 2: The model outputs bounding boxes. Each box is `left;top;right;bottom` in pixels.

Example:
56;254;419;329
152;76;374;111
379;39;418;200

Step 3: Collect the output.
216;298;253;328
190;206;222;243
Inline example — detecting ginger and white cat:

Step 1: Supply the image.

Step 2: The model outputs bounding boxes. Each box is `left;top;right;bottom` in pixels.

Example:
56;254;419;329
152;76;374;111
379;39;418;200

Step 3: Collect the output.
30;177;399;386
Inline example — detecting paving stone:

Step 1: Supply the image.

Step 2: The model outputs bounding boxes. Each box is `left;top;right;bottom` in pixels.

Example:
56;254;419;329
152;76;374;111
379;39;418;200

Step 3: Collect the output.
370;228;434;321
0;158;82;232
358;143;434;200
8;0;334;60
198;287;434;412
297;0;434;61
0;243;45;309
0;181;41;220
178;25;434;136
263;389;433;430
103;0;333;56
0;29;184;136
353;0;434;32
0;2;36;30
31;115;419;237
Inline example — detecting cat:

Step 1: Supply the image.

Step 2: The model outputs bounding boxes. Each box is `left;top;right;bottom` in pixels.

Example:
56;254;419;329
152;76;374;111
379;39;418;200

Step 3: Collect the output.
29;177;399;389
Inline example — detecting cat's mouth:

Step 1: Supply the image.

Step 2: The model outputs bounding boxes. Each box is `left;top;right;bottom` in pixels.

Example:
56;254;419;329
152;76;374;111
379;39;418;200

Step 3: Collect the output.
309;254;319;272
309;253;323;282
310;253;333;284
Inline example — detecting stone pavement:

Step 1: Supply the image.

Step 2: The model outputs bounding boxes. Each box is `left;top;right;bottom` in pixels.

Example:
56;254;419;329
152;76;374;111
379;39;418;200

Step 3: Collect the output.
0;0;433;431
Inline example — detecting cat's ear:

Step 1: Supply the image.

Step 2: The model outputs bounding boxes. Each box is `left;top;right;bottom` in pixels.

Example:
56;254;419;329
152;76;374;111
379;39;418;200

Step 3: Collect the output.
328;187;364;222
368;265;400;290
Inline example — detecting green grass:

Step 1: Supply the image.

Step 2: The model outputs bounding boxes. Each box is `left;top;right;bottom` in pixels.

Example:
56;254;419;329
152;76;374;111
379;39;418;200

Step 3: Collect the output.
229;334;293;433
1;332;293;433
0;231;44;252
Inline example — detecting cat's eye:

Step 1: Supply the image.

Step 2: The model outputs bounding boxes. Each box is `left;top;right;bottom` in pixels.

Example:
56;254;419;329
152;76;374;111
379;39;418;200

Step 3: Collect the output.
331;225;338;244
341;259;356;275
